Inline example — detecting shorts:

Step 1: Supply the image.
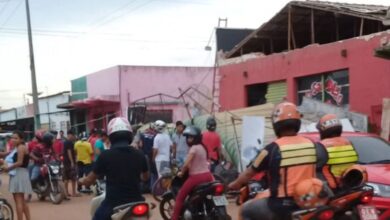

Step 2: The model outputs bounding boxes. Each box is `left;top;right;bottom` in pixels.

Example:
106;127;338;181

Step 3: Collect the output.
63;166;77;181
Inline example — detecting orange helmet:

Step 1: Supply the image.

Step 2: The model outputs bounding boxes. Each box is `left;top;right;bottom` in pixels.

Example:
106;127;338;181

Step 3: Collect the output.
317;114;342;139
272;102;302;137
341;165;368;189
294;178;329;209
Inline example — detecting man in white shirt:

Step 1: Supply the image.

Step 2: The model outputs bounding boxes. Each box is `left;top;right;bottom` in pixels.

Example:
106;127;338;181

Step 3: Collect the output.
152;120;173;177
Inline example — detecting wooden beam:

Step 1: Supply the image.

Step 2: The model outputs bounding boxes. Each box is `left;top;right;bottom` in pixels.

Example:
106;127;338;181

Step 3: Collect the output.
381;98;390;140
360;18;364;36
288;5;292;50
270;38;274;53
291;22;297;49
311;9;315;44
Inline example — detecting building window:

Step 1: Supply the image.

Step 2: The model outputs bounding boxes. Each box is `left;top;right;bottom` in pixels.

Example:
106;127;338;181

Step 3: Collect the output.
297;69;349;106
246;83;268;107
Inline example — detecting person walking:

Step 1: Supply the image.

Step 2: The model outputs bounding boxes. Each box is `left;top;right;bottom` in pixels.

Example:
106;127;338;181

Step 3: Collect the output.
63;130;79;198
4;131;32;220
172;121;188;167
94;131;106;162
152;120;173;177
74;136;93;193
139;123;157;193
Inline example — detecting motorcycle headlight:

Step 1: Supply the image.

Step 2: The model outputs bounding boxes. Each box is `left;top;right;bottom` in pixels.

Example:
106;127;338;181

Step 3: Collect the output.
367;182;390;198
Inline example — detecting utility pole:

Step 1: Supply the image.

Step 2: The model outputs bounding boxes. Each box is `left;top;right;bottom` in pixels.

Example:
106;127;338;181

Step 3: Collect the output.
25;0;40;130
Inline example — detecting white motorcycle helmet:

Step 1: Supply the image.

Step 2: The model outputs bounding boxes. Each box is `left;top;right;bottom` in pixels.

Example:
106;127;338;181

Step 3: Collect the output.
154;120;166;133
107;117;133;144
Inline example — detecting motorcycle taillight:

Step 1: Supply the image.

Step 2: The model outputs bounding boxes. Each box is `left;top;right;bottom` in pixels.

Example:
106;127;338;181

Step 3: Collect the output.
360;191;373;204
214;183;224;195
318;209;334;220
132;204;149;216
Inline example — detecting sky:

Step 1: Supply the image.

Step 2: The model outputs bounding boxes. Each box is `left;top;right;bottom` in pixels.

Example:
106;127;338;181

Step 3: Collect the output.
0;0;389;109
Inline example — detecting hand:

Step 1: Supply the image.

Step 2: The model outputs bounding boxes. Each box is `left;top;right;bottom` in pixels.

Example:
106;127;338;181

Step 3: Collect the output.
177;171;184;178
71;163;75;169
228;181;241;191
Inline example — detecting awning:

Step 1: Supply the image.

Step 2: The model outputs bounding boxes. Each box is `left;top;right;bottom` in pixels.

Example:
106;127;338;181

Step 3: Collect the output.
57;95;120;109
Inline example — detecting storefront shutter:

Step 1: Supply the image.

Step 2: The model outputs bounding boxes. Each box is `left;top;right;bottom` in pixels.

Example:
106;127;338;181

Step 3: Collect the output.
266;81;287;104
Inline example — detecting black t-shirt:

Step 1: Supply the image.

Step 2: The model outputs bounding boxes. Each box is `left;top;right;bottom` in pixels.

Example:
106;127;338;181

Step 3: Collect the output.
63;140;76;166
93;146;148;206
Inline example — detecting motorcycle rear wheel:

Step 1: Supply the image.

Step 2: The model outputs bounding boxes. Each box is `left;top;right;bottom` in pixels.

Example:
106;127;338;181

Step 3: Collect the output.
159;194;175;220
49;181;65;205
214;207;231;220
0;199;13;220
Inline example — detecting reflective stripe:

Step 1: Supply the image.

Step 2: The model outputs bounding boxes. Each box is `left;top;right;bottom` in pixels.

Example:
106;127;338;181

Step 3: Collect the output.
330;163;355;177
328;156;358;165
279;143;315;152
280;155;317;167
326;145;354;152
328;151;357;159
281;148;316;158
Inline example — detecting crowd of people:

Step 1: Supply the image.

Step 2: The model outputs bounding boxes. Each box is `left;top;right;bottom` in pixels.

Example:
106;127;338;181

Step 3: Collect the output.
0;101;360;220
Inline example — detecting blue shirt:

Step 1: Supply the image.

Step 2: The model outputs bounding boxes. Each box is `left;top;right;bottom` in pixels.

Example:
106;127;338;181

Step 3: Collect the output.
94;139;105;162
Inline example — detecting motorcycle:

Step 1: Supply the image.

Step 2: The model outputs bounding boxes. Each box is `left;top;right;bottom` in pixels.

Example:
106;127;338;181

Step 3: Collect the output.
159;175;231;220
90;181;154;220
32;155;65;204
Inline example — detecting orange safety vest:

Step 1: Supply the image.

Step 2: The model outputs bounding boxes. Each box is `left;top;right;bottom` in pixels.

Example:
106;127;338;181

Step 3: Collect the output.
320;137;358;189
274;136;317;198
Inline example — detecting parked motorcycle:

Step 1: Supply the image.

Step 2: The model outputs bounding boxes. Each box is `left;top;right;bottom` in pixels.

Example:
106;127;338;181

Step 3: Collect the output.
90;181;154;220
159;175;231;220
32;155;65;204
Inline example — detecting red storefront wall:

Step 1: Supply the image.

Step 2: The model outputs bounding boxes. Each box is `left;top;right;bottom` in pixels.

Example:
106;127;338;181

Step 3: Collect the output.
219;32;390;128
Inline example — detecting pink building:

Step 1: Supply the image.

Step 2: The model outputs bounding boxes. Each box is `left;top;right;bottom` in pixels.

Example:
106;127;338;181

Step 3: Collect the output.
60;66;213;133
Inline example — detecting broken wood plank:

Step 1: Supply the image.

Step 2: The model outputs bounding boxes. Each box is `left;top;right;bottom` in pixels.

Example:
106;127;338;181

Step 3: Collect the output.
360;18;365;36
380;98;390;140
311;9;315;43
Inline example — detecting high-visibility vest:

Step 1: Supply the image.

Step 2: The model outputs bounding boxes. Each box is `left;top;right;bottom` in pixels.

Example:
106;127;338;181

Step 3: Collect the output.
321;137;358;189
274;136;317;198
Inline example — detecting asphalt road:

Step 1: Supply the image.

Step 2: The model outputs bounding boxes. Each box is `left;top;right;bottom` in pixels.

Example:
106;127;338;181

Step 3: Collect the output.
0;174;239;220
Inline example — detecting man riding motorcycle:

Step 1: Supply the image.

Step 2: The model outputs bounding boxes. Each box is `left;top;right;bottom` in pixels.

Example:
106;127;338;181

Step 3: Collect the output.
228;102;327;220
79;117;149;220
29;131;55;187
316;114;359;190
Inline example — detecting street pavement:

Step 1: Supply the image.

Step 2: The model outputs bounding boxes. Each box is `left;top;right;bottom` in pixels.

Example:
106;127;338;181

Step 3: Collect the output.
0;174;239;220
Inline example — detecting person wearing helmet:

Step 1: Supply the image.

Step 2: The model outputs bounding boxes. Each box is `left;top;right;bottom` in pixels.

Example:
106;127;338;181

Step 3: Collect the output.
228;102;327;220
152;120;173;177
172;125;214;220
139;122;158;193
202;116;223;172
79;117;149;220
317;114;358;190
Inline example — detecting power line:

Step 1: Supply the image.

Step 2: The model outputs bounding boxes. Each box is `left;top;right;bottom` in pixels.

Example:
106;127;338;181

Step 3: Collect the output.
0;0;11;17
0;0;23;31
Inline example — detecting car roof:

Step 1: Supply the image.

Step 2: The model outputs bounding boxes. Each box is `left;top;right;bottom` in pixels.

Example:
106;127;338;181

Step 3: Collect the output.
300;131;379;141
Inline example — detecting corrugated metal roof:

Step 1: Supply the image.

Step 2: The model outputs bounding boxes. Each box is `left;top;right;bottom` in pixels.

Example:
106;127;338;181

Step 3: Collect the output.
225;0;390;58
291;1;388;20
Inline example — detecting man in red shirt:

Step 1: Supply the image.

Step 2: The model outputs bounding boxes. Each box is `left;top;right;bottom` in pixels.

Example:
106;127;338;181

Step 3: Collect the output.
52;131;64;157
202;117;223;172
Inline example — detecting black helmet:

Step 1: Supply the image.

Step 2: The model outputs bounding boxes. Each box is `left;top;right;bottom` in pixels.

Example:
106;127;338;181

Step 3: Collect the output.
42;132;54;147
206;117;217;131
183;126;202;145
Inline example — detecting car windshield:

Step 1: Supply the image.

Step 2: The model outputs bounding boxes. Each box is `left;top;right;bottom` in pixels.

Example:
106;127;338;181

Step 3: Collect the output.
347;136;390;164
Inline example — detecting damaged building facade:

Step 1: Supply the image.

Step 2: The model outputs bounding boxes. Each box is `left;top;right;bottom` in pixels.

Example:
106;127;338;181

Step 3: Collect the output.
218;1;390;134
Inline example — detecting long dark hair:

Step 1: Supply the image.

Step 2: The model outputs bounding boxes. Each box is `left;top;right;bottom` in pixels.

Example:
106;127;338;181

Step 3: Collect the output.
13;130;25;144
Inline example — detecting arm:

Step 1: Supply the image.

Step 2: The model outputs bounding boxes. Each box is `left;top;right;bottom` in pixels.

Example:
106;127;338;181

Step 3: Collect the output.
0;151;9;158
67;149;75;168
228;167;257;190
172;143;177;159
7;146;24;171
180;152;195;175
79;171;98;186
152;148;158;161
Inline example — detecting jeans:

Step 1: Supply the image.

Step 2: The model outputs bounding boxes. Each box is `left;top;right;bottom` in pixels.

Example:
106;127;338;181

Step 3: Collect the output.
77;162;92;191
30;164;41;181
241;198;274;220
93;200;113;220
